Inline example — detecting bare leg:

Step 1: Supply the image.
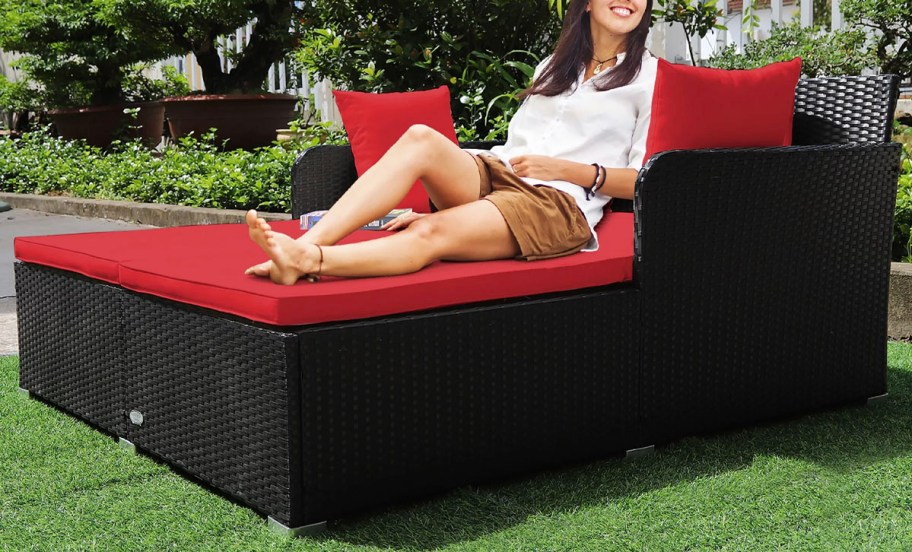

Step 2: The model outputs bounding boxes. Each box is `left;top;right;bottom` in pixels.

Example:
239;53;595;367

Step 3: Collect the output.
247;199;518;284
303;124;482;246
247;125;482;277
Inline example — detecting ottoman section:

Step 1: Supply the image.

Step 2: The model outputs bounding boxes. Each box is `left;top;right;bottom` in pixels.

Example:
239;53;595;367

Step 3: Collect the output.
120;292;305;527
294;285;642;522
16;262;127;436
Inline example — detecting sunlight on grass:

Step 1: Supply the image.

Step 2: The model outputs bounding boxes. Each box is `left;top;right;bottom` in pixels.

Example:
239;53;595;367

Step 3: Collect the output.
3;346;912;550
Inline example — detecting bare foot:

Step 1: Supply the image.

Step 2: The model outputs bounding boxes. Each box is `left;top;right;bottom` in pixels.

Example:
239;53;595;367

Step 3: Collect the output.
244;209;275;277
246;220;322;285
244;259;273;277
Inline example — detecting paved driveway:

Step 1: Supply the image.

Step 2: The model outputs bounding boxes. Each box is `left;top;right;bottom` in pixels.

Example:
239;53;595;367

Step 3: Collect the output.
0;208;148;355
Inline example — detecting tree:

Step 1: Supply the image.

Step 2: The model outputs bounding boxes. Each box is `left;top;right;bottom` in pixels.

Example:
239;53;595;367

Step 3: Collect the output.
710;21;873;77
0;0;176;107
96;0;308;94
296;0;561;136
654;0;725;66
840;0;912;80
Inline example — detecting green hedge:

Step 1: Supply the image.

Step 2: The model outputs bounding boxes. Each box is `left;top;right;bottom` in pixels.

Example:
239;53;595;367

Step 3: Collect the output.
0;130;307;213
893;123;912;261
2;127;910;259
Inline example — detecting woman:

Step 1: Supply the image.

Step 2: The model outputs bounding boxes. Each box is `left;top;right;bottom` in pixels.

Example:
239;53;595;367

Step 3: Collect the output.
246;0;656;285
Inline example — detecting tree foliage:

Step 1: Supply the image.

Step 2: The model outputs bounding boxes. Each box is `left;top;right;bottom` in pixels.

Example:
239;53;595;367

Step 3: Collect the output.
840;0;912;80
295;0;561;138
0;0;176;107
710;21;874;77
653;0;725;66
96;0;307;93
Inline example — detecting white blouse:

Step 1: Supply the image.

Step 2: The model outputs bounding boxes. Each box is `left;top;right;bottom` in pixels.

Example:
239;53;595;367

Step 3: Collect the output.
470;50;658;251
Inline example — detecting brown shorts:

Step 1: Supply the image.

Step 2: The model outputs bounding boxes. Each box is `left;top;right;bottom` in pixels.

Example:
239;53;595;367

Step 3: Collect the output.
472;152;591;261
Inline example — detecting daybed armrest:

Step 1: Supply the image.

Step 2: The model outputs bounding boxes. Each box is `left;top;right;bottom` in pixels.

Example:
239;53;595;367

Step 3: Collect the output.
634;142;901;439
291;141;503;217
634;143;900;279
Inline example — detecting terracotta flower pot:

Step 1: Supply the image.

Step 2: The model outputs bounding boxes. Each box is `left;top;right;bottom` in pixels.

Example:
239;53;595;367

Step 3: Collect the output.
48;102;165;148
162;93;299;150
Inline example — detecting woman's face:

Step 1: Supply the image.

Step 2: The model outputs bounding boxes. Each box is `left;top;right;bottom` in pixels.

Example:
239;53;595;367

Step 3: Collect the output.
587;0;648;40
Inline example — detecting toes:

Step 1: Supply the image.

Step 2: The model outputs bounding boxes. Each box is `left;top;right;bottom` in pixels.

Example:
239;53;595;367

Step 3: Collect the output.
264;231;281;249
245;260;272;276
245;209;259;228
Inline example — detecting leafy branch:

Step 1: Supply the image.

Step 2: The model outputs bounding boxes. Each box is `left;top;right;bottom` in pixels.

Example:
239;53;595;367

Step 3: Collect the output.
654;0;726;66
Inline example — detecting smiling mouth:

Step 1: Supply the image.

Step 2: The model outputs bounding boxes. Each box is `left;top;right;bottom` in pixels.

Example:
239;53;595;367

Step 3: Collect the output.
611;6;633;16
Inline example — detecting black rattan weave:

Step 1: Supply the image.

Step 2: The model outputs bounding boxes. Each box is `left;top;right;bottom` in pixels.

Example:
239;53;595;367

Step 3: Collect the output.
15;74;902;528
291;145;357;218
793;74;899;145
296;287;640;521
16;263;125;435
121;292;304;526
635;143;899;441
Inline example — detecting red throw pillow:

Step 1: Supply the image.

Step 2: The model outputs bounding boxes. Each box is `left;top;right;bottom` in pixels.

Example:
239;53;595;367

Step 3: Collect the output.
643;58;802;163
333;85;459;213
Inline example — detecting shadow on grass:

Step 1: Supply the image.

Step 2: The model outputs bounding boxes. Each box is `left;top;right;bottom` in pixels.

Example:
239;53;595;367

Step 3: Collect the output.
7;354;912;550
325;365;912;549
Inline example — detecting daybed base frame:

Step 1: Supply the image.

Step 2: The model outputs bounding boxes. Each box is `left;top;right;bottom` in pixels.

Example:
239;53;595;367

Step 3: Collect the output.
16;261;642;528
16;74;903;531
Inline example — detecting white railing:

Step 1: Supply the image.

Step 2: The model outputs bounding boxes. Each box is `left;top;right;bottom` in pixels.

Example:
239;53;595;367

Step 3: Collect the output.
649;0;846;65
156;22;342;126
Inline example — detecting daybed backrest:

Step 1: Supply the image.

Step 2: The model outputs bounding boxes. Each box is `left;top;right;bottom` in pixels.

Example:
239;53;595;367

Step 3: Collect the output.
292;77;900;217
792;74;900;145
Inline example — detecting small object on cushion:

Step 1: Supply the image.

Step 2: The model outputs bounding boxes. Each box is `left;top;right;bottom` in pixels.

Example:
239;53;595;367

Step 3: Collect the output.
643;58;802;163
333;85;459;213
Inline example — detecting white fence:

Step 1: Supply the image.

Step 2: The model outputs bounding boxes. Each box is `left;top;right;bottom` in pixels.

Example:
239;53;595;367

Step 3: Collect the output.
159;0;890;125
649;0;846;65
156;22;342;126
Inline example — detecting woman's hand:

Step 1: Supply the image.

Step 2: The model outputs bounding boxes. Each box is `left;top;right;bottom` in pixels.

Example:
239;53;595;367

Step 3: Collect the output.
380;210;428;231
508;155;569;181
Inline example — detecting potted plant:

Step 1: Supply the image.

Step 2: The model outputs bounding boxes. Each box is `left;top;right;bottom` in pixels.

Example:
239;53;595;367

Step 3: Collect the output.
98;0;308;149
0;0;181;147
0;75;44;135
45;66;189;148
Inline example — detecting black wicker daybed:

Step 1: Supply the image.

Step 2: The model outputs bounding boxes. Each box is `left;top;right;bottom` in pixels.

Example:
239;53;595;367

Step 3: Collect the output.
15;74;902;535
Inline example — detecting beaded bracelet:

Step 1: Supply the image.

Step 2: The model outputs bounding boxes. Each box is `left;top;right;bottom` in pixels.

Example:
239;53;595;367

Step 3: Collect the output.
587;163;605;200
592;164;606;196
587;163;600;200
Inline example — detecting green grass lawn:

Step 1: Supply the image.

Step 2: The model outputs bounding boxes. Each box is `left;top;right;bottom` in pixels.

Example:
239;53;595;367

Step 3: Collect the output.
3;346;912;551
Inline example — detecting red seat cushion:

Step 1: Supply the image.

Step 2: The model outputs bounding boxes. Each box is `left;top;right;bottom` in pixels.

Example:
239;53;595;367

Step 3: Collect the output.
15;216;634;326
14;225;237;284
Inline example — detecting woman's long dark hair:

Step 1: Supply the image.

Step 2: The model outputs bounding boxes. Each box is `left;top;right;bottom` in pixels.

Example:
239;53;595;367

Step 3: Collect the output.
522;0;653;97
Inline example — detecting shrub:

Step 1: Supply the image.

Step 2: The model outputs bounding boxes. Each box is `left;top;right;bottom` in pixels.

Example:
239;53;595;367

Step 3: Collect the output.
0;75;44;131
841;0;912;81
893;123;912;261
0;129;301;212
0;0;177;107
295;0;560;138
653;0;725;66
710;21;873;77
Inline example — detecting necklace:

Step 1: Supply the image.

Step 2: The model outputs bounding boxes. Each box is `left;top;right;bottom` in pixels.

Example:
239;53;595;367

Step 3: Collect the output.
592;55;618;74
